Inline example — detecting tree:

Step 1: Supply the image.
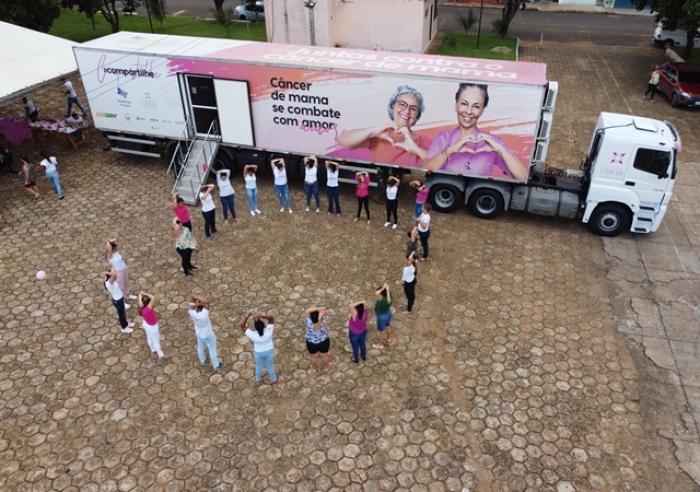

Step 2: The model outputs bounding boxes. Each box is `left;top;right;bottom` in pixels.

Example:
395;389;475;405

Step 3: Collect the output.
633;0;700;60
457;10;478;36
492;0;524;37
212;0;227;15
0;0;61;33
78;0;122;33
145;0;167;25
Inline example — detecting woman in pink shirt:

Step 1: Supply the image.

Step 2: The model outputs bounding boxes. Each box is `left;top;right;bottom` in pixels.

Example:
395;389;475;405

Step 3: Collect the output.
172;192;192;231
348;301;369;364
138;291;169;360
353;172;371;224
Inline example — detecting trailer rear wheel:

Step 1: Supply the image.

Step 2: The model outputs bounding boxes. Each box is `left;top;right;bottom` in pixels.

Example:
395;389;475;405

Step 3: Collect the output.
467;188;504;219
430;184;461;213
587;204;630;237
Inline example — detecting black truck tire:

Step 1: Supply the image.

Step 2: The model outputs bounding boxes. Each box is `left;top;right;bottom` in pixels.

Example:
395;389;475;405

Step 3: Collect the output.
587;203;630;237
467;188;505;219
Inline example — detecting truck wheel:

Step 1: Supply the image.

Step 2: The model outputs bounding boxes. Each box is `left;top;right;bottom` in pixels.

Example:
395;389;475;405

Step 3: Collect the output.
429;184;461;213
671;93;679;107
467;188;504;219
587;204;630;237
214;148;235;172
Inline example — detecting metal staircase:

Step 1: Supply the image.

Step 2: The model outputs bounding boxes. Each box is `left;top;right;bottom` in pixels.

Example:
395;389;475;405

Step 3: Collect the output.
169;120;220;206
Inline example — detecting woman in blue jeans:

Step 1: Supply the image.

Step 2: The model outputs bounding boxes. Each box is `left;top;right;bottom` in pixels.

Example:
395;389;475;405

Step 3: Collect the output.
243;164;260;215
326;160;341;216
373;282;393;349
348;300;368;364
303;155;320;212
241;312;278;385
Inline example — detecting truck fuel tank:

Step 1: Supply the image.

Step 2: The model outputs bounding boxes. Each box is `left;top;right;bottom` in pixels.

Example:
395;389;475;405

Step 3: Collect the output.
509;186;580;219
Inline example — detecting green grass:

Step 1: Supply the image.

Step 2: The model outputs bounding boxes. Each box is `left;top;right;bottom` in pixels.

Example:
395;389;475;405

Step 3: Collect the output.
670;47;700;68
437;31;517;61
49;9;267;43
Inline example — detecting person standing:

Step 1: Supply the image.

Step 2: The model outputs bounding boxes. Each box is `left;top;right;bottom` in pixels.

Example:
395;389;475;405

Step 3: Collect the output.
19;155;40;200
22;97;38;122
172;193;192;231
409;180;430;221
60;77;88;118
304;306;331;373
173;218;198;277
384;175;400;229
243;164;261;216
188;295;225;371
240;312;278;385
644;65;661;102
138;291;169;360
406;225;420;259
303;156;321;213
216;168;237;224
271;158;293;213
403;251;418;312
38;151;64;200
348;301;369;364
353;171;371;224
372;282;393;349
105;239;136;305
200;184;218;239
325;160;341;217
417;203;432;261
104;268;134;333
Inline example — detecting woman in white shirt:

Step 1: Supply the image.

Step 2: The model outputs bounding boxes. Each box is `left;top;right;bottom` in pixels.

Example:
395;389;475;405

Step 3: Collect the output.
38;151;63;200
240;312;278;385
215;169;237;224
199;184;218;239
303;155;320;213
104;268;134;333
105;239;136;304
417;203;431;260
243;164;261;216
384;175;400;229
271;158;293;213
325;160;341;217
402;251;418;312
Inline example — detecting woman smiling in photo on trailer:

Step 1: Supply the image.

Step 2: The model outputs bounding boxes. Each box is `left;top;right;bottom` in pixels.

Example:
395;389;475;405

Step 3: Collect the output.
422;83;527;181
337;85;431;167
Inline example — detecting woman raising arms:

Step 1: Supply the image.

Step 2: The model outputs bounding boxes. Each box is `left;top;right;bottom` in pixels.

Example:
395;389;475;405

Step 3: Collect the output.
304;306;331;373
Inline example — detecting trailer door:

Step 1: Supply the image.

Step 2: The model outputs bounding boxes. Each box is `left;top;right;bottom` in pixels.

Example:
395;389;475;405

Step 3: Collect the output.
183;75;220;137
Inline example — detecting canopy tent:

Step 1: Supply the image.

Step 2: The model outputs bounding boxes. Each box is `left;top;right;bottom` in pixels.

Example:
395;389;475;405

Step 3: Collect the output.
0;21;78;104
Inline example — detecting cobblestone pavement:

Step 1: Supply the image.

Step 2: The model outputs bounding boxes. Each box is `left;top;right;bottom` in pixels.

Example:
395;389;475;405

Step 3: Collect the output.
0;42;698;492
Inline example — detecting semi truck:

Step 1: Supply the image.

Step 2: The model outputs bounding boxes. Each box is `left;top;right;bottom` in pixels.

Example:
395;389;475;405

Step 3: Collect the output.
73;32;681;237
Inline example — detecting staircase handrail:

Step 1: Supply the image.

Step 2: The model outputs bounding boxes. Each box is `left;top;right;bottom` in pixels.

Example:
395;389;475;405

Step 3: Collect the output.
184;119;221;202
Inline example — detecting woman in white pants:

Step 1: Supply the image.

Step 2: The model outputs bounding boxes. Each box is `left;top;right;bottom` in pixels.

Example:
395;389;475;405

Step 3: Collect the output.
138;291;169;360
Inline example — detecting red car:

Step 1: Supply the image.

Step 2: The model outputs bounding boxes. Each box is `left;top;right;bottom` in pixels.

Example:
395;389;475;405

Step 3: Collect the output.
655;62;700;107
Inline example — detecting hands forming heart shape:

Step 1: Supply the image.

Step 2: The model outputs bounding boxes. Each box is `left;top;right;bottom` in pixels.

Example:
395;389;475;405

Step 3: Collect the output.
378;126;408;146
454;135;495;155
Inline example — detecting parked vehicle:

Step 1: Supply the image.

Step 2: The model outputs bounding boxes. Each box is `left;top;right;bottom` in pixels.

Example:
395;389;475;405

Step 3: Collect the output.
73;33;681;237
652;22;700;49
234;2;265;22
654;62;700;108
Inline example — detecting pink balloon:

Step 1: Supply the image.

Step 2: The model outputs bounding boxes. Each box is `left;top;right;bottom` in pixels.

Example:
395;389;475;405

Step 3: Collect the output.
36;270;46;280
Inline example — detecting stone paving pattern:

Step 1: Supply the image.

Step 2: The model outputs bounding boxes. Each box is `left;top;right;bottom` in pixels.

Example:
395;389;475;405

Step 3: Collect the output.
0;41;699;491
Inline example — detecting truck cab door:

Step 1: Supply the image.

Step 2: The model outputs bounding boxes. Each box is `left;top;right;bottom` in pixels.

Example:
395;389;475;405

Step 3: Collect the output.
622;147;673;207
659;65;676;96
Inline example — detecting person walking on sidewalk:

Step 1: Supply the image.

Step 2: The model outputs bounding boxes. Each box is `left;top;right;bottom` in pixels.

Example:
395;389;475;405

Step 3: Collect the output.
243;164;261;216
188;295;225;371
354;171;371;224
326;160;341;217
417;204;432;261
644;66;661;102
373;282;393;349
38;151;64;200
60;77;88;118
403;251;418;312
271;158;293;213
138;291;169;360
216;168;237;224
199;184;218;239
105;239;136;305
240;312;278;385
348;301;369;364
172;218;198;277
172;193;192;231
384;175;400;229
104;268;134;333
303;155;321;213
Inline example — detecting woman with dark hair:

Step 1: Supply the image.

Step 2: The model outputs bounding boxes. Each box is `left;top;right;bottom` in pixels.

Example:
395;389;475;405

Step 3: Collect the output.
348;301;369;364
243;164;261;216
216;168;237;224
240;312;278;385
199;184;218;239
303;155;321;213
38;151;63;200
19;155;39;200
172;192;192;231
353;171;371;224
172;217;198;277
138;291;169;359
409;180;430;221
304;306;331;373
402;251;418;312
372;282;393;349
104;267;134;333
406;225;420;259
325;160;341;217
337;85;431;167
105;239;136;304
422;83;527;181
384;175;400;229
271;158;293;213
417;203;432;261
